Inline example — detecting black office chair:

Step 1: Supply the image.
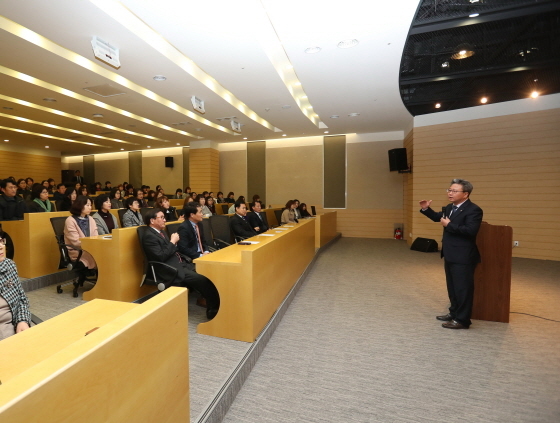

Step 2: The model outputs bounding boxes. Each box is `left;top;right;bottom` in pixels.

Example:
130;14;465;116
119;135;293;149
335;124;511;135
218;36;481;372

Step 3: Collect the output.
139;207;153;221
311;205;317;216
136;225;178;292
50;216;97;298
209;215;234;248
117;209;127;227
166;222;182;236
274;209;284;226
200;218;219;252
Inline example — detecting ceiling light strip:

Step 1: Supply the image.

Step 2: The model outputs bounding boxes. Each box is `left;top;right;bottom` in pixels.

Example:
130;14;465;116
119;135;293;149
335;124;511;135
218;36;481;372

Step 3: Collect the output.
0;112;139;145
89;0;280;133
0;125;111;148
0;15;232;136
0;65;201;141
256;0;324;128
0;93;166;143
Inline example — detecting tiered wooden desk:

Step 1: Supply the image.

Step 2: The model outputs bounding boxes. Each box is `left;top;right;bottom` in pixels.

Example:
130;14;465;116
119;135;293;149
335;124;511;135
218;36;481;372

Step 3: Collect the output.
1;212;70;278
0;288;189;423
195;218;316;342
314;211;338;248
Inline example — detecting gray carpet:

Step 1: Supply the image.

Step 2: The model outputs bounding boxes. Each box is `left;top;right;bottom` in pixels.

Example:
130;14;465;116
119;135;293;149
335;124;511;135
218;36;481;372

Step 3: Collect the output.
221;238;560;423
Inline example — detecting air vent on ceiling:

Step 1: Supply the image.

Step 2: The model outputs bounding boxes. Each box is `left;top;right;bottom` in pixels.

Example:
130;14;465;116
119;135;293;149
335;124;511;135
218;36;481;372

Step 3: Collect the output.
84;84;126;98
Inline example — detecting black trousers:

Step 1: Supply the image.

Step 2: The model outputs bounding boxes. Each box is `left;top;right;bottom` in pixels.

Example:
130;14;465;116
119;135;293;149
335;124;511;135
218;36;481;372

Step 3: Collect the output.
444;260;476;327
179;262;220;318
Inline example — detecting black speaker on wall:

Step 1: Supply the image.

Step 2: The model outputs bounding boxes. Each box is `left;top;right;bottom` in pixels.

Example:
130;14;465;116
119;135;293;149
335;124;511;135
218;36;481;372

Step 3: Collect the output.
165;157;174;168
388;148;408;172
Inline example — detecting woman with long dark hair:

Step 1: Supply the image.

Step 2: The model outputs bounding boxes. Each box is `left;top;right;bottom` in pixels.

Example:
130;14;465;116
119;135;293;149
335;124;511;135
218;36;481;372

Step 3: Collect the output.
280;200;298;224
109;187;124;209
64;196;98;270
92;194;119;235
59;188;77;212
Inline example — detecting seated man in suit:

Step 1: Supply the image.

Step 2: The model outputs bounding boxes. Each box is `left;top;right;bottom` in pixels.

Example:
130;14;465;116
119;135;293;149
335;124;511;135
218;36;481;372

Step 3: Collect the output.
0;179;29;220
52;183;67;202
247;200;269;234
230;201;258;239
141;208;219;320
177;202;211;260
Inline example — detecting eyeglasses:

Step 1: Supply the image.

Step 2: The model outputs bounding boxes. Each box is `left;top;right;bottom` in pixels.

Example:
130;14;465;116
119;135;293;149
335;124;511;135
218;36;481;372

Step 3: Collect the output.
446;189;464;194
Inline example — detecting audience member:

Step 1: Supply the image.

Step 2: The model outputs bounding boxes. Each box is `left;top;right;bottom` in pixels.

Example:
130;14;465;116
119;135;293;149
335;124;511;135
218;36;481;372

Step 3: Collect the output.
92;194;118;235
16;179;30;200
184;186;192;198
122;197;143;227
28;185;52;213
80;185;90;198
298;203;312;218
91;182;102;193
0;179;28;221
281;200;298;224
146;190;157;207
230;201;257;239
293;199;302;220
64;196;97;270
53;183;67;201
0;239;31;340
141;208;219;320
71;170;84;185
47;178;56;193
228;195;245;214
136;188;148;208
109;188;124;209
25;177;34;190
247;201;269;233
59;188;77;212
156;196;183;222
206;196;216;215
41;180;50;190
225;192;235;203
174;188;183;199
104;181;112;191
178;202;210;260
197;195;212;217
216;191;225;203
125;186;135;198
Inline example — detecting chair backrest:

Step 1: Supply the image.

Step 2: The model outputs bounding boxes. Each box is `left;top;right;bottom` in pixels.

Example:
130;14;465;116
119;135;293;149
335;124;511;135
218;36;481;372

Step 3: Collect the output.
139;207;153;222
50;200;57;211
117;208;128;227
50;216;71;268
200;218;215;248
166;222;182;236
55;200;64;212
221;204;229;214
274;209;283;226
209;214;234;245
261;212;270;229
136;225;155;284
311;205;316;216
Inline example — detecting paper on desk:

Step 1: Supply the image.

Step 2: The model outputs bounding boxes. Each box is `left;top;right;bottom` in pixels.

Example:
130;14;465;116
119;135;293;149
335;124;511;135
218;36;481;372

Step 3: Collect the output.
103;236;112;239
275;228;288;230
244;241;260;244
283;225;295;227
258;234;275;236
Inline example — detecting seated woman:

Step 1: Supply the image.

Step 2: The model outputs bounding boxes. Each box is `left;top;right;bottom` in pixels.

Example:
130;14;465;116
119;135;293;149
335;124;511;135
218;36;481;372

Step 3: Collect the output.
91;182;102;192
92;194;119;235
122;197;143;227
0;238;31;341
225;192;235;203
293;199;302;220
298;202;312;218
198;195;213;217
146;190;157;207
48;178;56;194
281;200;298;224
59;187;77;212
228;195;245;214
16;178;31;200
156;196;183;222
64;196;98;271
183;186;192;199
109;187;124;209
206;196;216;215
135;189;148;208
28;184;53;213
80;185;90;198
174;188;183;199
216;191;225;203
125;185;135;198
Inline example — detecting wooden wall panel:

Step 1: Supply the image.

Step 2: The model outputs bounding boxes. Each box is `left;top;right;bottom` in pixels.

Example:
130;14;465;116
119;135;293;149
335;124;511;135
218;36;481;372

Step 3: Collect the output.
0;151;60;183
403;130;413;242
410;108;560;261
315;207;403;239
219;149;247;198
190;148;219;194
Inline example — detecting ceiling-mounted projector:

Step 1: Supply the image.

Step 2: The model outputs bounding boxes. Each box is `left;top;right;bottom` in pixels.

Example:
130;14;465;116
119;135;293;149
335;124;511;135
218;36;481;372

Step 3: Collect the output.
191;96;205;114
91;36;120;68
231;120;242;133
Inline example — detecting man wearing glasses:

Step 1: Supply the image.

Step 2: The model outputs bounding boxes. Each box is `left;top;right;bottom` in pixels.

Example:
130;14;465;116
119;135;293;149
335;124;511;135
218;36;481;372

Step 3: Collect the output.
419;179;483;330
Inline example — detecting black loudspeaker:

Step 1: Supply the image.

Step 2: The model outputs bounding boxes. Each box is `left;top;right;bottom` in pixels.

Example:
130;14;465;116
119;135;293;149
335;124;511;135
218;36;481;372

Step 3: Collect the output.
410;237;439;253
165;157;174;168
388;148;408;171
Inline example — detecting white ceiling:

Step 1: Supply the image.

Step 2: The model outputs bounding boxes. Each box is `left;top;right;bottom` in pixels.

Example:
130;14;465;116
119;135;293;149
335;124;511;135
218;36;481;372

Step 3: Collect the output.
0;0;417;156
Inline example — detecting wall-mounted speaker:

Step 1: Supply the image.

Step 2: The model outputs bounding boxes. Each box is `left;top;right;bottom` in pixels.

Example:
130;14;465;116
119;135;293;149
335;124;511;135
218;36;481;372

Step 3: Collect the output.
165;157;174;168
388;148;408;172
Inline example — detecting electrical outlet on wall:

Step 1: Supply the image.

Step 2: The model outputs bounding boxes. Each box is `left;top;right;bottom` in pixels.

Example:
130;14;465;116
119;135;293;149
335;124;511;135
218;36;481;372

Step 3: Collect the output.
513;241;519;247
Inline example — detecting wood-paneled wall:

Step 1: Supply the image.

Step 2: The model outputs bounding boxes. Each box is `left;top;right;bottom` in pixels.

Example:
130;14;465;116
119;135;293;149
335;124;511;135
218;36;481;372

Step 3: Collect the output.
403;130;413;241
190;148;219;194
0;150;60;182
410;108;560;261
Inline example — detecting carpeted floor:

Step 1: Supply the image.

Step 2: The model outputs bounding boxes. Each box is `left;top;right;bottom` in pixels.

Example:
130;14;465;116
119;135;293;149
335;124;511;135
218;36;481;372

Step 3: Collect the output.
221;238;560;423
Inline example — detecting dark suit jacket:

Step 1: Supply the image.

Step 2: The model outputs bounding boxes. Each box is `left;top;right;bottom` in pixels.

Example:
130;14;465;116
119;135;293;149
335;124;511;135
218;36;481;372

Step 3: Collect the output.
230;214;258;238
421;199;483;264
247;211;269;233
141;226;189;286
177;220;209;260
71;175;84;184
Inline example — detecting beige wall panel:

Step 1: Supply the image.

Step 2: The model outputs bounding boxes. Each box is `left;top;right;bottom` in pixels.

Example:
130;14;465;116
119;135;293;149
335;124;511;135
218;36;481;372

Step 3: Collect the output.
142;154;183;193
403;130;413;241
319;208;403;238
189;148;219;193
410;108;560;261
95;157;129;187
266;145;322;206
347;140;404;209
219;149;247;198
0;151;61;182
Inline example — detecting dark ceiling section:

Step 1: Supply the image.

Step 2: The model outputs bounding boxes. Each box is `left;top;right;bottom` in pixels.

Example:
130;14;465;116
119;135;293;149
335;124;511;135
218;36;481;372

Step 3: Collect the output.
399;0;560;116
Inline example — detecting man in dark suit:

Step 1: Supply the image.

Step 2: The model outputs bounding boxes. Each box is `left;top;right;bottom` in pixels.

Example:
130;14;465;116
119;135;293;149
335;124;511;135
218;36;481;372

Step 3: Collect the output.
141;208;219;319
247;200;269;233
420;178;483;330
71;170;84;185
177;203;210;260
230;201;258;239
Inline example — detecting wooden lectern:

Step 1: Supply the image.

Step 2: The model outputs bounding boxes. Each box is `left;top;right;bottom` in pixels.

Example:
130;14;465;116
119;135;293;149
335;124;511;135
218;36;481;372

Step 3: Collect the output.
472;221;513;323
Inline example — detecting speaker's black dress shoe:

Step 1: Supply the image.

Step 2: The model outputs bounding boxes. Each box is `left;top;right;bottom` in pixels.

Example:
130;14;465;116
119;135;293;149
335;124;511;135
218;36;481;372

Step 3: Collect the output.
436;313;453;321
442;320;468;329
206;308;218;320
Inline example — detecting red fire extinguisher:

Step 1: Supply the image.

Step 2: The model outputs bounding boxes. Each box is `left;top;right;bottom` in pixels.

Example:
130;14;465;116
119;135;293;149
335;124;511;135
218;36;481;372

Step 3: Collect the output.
394;228;402;239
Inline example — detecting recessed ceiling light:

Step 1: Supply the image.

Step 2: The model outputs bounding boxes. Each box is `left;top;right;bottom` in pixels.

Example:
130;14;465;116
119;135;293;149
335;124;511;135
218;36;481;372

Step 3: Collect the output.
121;148;124;150
324;131;329;134
243;137;247;140
531;91;539;98
435;103;441;108
282;134;286;137
45;145;49;148
294;82;301;86
337;39;359;49
348;113;360;117
176;143;181;145
304;47;321;54
441;62;449;68
153;75;167;81
480;97;488;104
3;139;9;142
301;96;307;99
469;13;479;18
330;115;339;118
451;44;475;60
43;98;57;102
92;114;104;118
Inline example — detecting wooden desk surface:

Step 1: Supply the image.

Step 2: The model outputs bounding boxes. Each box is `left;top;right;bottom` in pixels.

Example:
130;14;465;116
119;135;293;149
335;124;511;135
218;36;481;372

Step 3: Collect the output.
314;211;338;248
195;219;316;342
